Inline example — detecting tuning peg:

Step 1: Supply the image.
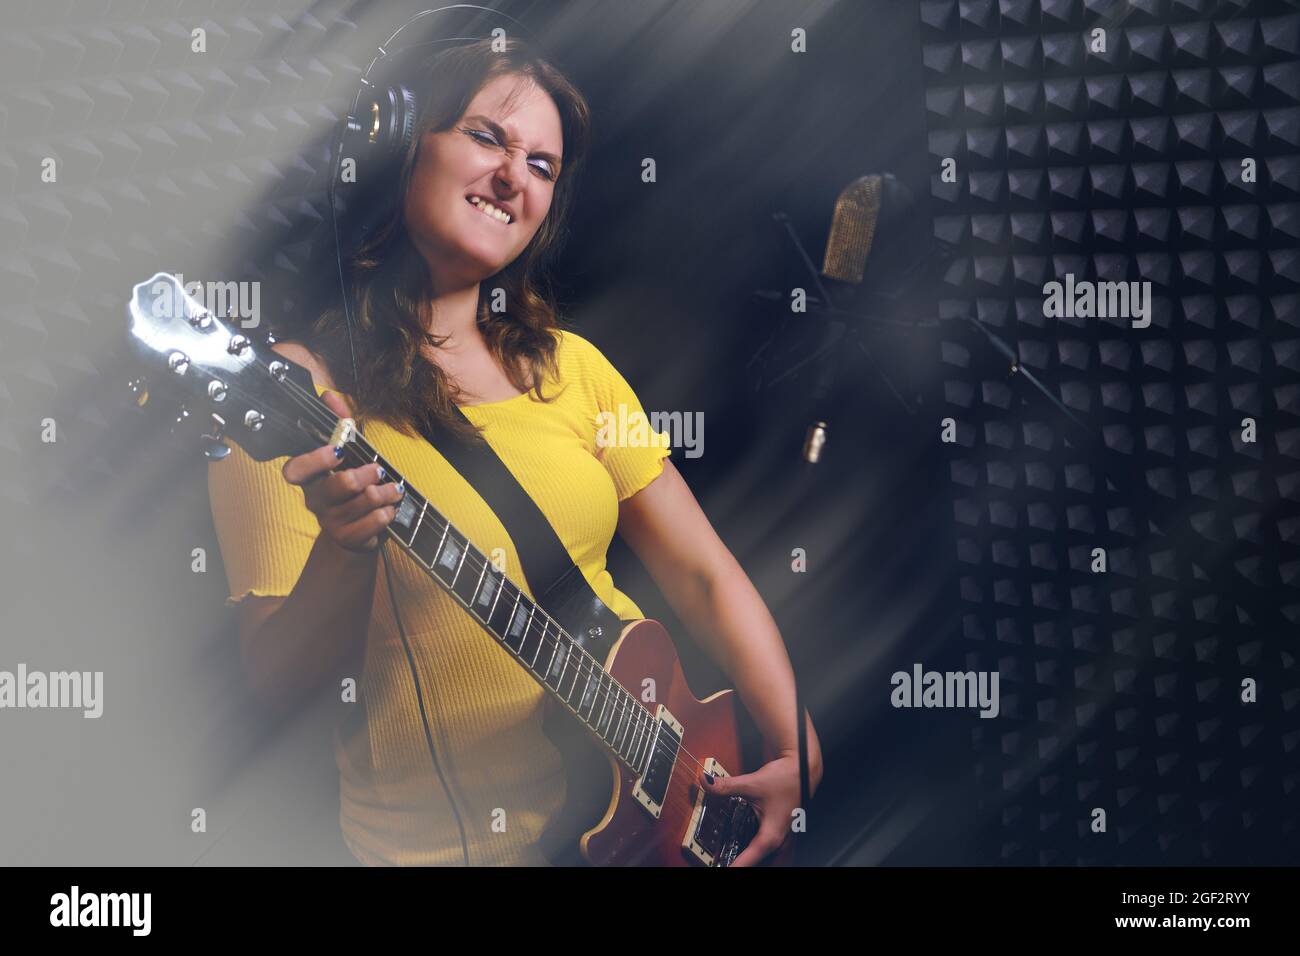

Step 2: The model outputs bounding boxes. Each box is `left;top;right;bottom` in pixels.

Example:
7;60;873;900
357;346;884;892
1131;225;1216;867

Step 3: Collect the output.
127;377;149;408
202;436;231;460
264;329;277;346
199;414;230;459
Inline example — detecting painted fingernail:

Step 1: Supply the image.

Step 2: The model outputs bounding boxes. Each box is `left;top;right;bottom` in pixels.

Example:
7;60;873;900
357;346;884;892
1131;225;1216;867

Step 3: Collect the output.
704;772;716;786
377;466;387;481
333;445;344;459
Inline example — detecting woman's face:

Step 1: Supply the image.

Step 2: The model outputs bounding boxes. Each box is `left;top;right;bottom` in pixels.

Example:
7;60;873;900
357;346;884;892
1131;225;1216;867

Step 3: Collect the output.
403;72;564;288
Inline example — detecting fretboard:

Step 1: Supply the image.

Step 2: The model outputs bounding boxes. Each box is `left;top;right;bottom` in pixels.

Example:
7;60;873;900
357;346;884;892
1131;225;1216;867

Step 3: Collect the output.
333;425;658;774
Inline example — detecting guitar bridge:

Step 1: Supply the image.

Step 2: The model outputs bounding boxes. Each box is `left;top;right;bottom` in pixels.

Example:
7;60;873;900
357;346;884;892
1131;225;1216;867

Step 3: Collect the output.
683;757;759;866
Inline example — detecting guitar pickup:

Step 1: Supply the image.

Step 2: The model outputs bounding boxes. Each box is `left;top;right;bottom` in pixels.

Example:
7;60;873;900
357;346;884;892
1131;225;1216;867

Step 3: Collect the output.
631;705;682;819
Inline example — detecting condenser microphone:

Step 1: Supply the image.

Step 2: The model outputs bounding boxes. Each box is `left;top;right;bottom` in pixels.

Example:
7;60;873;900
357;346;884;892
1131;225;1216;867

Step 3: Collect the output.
799;172;920;462
820;173;917;287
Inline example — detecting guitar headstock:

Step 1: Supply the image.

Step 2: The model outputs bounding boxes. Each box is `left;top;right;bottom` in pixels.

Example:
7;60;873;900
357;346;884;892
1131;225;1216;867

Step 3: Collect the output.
125;272;328;462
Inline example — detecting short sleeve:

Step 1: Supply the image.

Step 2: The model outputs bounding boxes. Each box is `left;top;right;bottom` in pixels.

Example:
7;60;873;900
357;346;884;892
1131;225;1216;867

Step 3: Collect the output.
207;442;320;606
570;332;672;501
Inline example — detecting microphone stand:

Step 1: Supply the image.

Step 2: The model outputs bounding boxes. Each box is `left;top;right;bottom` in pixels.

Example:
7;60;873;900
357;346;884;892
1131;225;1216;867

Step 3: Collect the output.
767;212;826;841
767;211;921;417
961;303;1086;429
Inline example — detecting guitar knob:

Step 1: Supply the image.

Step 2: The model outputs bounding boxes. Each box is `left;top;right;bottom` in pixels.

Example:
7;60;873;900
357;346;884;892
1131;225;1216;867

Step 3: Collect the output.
188;311;213;331
227;334;250;356
167;351;190;374
244;410;265;431
207;380;227;402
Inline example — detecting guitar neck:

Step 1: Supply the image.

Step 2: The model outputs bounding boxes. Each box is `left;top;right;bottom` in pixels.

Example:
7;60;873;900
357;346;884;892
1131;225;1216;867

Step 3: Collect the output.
330;421;657;775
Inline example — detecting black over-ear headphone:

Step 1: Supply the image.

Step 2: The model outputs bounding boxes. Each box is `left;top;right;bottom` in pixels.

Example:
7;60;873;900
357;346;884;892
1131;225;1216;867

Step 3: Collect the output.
326;5;530;868
333;6;530;247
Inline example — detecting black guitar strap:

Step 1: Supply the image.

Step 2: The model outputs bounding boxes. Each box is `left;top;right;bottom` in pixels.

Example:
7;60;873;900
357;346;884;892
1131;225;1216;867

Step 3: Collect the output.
413;405;630;654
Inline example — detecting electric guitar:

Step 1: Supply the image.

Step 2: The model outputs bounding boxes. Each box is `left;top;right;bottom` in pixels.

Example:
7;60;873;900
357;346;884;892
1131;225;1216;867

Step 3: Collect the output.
126;272;790;866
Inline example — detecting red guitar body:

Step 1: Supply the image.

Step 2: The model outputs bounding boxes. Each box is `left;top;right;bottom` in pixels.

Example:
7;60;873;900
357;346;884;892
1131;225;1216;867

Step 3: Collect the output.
542;619;795;867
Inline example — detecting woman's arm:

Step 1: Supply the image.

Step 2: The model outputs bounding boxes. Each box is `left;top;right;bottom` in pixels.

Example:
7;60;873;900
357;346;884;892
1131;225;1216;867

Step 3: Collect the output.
616;459;823;864
236;537;379;718
218;346;402;718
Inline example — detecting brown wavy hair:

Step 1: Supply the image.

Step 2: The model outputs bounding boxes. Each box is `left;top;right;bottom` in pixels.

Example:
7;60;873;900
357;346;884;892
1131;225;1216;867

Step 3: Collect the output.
298;37;591;442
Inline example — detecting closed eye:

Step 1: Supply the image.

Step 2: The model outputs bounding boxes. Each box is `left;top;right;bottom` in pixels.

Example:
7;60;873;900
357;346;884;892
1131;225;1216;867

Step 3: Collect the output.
462;127;557;181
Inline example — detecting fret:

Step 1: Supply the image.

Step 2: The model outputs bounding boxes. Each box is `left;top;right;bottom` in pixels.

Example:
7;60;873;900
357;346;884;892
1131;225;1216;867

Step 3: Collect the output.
586;665;607;718
598;681;620;741
432;526;467;587
621;701;643;761
519;603;542;665
434;522;449;565
488;572;506;632
450;537;469;587
610;697;633;751
448;541;483;607
387;482;422;548
553;642;579;702
538;619;564;686
573;661;599;715
626;711;649;764
409;511;445;568
456;551;489;610
604;684;626;742
588;672;608;732
551;632;570;693
476;566;503;622
549;633;574;691
486;578;514;636
565;654;589;710
616;707;636;759
502;590;528;653
610;698;631;753
621;717;639;765
629;721;650;772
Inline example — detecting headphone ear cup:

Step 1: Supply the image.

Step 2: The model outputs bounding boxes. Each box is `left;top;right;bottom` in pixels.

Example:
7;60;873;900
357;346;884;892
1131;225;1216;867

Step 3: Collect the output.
340;82;419;178
373;82;419;167
337;81;420;244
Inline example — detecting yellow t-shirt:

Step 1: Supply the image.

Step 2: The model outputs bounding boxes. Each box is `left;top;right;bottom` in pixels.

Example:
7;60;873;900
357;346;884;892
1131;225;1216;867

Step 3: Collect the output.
207;329;671;865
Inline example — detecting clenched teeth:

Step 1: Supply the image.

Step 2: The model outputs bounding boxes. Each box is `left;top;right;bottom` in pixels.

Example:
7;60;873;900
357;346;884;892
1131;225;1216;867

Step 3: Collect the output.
468;196;512;224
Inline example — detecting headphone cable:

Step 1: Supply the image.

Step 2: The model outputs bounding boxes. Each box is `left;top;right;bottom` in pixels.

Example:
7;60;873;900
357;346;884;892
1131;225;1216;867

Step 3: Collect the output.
329;105;472;868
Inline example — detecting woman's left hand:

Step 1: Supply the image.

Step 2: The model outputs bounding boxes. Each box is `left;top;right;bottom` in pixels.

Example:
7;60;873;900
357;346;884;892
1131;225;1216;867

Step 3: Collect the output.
700;750;820;867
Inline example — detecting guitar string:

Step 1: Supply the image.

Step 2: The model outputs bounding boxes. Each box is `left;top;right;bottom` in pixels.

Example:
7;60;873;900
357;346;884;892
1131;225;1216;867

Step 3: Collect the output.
261;356;734;790
244;358;680;753
193;348;732;795
199;357;751;847
188;366;655;755
207;380;721;831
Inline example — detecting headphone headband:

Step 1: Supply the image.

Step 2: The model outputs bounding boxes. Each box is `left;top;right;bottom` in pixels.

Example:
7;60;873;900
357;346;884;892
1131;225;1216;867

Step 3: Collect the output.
332;5;533;253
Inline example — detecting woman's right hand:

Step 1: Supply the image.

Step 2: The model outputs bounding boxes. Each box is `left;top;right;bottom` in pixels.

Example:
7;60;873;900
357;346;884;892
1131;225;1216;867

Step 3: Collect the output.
280;389;403;552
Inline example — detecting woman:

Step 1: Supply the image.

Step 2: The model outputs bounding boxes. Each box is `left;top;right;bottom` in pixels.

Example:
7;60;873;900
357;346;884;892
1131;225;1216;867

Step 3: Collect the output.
208;37;822;866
